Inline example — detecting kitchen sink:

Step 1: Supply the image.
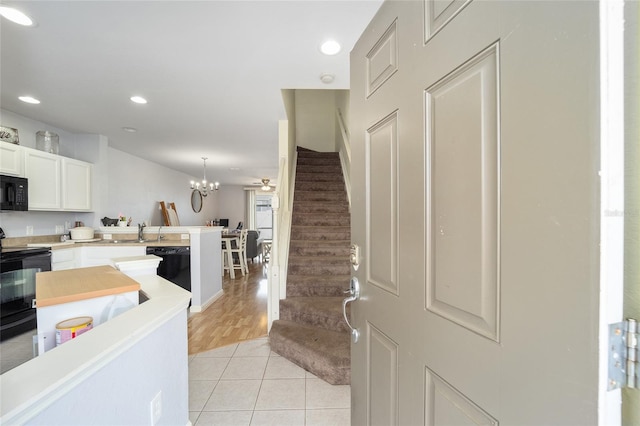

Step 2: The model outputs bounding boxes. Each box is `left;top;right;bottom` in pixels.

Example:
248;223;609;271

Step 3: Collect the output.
108;239;150;244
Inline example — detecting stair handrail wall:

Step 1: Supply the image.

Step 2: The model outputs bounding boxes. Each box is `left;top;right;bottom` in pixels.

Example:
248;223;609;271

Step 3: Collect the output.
336;108;352;209
268;156;293;330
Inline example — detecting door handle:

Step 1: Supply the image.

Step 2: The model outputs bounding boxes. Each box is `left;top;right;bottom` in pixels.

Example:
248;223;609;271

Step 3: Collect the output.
343;277;360;343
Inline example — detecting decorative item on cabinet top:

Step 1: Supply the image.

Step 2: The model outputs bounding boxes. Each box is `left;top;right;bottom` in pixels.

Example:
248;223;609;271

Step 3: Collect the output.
36;131;59;154
0;126;19;144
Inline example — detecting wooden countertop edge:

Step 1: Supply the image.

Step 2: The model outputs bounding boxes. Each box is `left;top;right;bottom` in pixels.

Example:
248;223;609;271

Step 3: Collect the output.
36;283;141;308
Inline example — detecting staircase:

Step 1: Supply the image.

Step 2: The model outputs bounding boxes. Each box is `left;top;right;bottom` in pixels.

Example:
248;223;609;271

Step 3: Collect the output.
269;148;351;385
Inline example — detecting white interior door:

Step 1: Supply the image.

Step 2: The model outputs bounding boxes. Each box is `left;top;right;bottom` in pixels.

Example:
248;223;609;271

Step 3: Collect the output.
350;1;609;424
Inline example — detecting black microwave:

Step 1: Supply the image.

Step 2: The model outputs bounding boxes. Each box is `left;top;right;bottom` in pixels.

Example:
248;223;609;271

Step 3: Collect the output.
0;175;28;211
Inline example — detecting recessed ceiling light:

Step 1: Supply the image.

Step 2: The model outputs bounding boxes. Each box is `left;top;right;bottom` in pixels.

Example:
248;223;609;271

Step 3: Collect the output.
122;127;137;133
0;6;35;26
130;96;147;104
320;40;341;55
229;167;240;171
18;96;40;104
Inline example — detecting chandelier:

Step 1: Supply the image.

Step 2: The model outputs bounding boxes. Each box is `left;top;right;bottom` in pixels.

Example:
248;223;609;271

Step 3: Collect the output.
190;157;219;197
261;178;271;191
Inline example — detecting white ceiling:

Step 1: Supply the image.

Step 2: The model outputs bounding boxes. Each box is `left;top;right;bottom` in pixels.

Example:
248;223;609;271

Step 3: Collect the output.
0;0;382;186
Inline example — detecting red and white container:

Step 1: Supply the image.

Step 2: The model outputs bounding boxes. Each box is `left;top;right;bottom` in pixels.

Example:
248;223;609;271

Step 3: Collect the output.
55;316;93;346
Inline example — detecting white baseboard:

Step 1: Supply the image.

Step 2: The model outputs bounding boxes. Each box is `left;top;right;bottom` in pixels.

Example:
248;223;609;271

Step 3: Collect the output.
189;289;223;314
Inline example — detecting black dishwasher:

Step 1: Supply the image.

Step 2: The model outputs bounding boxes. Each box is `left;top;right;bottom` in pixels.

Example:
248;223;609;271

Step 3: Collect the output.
146;246;191;292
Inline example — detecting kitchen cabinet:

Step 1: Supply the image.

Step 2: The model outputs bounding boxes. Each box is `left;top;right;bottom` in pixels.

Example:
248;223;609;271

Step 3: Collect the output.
51;248;76;271
0;141;23;176
78;246;146;268
24;149;61;210
62;158;92;211
24;147;92;211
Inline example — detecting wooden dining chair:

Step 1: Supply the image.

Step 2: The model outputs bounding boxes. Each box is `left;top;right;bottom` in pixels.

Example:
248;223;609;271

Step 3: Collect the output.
229;229;248;275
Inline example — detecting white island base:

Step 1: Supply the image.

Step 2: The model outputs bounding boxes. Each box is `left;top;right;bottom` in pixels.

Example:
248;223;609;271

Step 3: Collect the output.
1;269;191;425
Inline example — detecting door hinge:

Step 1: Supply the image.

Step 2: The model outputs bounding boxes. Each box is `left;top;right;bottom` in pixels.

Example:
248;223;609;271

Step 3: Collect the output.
608;318;638;390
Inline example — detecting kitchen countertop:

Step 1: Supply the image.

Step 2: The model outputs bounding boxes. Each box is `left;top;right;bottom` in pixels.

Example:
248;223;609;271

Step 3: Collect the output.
36;265;141;307
4;226;221;250
26;239;190;250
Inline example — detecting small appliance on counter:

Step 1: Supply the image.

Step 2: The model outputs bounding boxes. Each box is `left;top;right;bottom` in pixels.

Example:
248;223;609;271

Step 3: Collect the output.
70;226;94;241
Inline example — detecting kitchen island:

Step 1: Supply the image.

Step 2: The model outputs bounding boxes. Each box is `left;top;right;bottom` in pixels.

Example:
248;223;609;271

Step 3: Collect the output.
0;268;191;425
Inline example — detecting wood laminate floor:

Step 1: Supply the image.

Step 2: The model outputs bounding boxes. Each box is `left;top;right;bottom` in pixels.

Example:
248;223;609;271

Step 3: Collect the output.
188;260;269;355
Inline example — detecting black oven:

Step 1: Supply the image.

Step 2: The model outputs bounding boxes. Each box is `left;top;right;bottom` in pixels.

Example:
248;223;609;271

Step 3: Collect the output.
0;246;51;341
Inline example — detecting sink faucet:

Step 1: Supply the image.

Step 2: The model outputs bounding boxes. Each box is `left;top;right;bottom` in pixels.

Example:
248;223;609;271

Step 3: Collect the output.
138;223;146;241
157;225;163;242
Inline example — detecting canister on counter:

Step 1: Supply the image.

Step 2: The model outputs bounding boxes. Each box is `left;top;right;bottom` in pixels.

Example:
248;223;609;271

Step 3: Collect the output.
55;316;93;346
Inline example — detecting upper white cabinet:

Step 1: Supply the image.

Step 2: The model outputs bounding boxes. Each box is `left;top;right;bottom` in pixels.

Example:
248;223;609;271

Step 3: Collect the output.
23;147;93;212
62;158;92;211
0;142;24;176
25;149;61;210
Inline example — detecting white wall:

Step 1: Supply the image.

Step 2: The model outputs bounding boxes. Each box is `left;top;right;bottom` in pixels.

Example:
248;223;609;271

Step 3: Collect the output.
295;90;338;153
215;185;246;229
107;148;218;227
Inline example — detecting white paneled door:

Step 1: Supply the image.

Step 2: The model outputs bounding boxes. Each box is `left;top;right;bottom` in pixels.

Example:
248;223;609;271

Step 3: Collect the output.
350;1;614;424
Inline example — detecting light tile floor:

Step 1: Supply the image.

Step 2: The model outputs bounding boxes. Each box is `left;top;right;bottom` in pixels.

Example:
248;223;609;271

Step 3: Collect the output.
189;337;351;426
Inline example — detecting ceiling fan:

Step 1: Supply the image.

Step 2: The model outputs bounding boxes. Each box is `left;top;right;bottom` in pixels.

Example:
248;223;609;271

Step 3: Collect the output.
261;178;271;191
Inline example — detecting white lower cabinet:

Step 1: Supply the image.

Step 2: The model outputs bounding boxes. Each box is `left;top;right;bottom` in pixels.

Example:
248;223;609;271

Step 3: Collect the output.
78;246;146;267
52;246;147;270
51;248;76;271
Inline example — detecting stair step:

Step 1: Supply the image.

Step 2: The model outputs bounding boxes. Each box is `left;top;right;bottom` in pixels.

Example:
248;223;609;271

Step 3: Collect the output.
288;257;350;275
296;165;342;175
295;172;344;183
286;275;350;297
297;156;341;166
289;242;350;257
295;191;347;202
279;297;350;333
297;148;339;158
269;320;350;385
295;180;345;192
290;227;351;241
293;203;350;214
292;213;350;227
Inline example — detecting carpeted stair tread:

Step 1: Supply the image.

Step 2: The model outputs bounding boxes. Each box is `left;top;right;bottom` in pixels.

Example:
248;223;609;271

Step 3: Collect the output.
295;181;345;191
290;233;350;242
297;157;341;166
292;213;350;227
294;191;347;202
295;165;343;174
289;245;350;257
293;203;350;214
285;275;349;297
269;320;350;385
295;172;344;182
279;297;349;333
